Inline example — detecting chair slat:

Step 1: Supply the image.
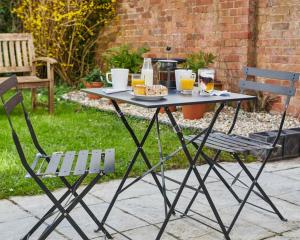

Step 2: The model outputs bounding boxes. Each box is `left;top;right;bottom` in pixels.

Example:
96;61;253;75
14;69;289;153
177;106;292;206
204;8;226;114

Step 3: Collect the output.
9;41;16;67
44;153;63;175
104;149;115;174
187;135;238;152
74;150;89;175
25;153;43;178
2;41;10;67
22;41;29;67
0;75;17;96
240;80;295;96
15;41;22;67
4;91;23;115
89;150;102;174
0;42;3;67
59;151;76;177
217;134;273;149
244;67;300;81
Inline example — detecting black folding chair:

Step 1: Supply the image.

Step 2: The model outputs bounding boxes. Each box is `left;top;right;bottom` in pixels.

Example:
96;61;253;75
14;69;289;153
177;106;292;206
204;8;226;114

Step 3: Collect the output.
182;67;299;239
0;75;115;240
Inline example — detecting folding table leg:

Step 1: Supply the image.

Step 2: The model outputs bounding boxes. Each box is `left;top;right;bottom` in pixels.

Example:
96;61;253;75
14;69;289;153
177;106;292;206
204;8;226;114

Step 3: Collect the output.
156;105;230;240
99;102;174;231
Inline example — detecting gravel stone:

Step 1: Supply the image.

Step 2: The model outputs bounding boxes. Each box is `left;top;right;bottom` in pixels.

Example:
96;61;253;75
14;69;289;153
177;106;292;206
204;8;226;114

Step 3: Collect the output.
62;91;300;136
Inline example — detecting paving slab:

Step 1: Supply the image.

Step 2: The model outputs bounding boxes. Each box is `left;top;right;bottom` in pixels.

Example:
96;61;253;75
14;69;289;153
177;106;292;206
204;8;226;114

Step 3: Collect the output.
0;216;65;240
0;199;31;223
1;159;299;240
113;225;177;240
90;178;159;202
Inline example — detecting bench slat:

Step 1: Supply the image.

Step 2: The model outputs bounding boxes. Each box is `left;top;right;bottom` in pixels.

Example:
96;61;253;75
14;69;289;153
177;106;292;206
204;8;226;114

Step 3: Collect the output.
22;41;29;67
9;41;16;67
3;41;10;67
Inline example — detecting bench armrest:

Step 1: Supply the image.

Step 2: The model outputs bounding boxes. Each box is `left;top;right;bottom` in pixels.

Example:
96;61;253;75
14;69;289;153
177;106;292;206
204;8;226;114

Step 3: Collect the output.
34;57;58;65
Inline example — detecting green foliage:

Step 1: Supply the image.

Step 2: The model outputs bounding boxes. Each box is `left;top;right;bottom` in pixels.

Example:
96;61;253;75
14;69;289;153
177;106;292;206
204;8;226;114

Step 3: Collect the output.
102;44;150;73
184;51;216;73
82;68;105;83
13;0;116;85
243;91;281;112
0;0;19;33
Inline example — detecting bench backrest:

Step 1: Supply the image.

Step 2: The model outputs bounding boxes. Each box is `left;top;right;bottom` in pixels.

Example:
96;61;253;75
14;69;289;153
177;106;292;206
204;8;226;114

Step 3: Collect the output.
0;33;35;74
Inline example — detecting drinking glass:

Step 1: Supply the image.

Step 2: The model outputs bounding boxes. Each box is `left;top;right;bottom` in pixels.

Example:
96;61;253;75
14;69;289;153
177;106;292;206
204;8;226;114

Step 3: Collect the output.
180;73;196;93
198;69;215;95
131;74;145;87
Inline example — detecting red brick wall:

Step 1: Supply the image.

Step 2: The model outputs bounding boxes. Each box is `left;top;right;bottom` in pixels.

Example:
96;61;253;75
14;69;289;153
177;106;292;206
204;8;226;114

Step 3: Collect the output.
256;0;300;116
96;0;300;117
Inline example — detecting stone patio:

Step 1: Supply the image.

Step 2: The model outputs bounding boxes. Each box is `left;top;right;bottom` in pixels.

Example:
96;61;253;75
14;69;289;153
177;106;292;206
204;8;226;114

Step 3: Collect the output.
0;159;299;240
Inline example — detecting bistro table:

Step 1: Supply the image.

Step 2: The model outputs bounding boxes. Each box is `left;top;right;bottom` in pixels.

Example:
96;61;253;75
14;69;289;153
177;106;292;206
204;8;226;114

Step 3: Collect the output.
82;88;255;240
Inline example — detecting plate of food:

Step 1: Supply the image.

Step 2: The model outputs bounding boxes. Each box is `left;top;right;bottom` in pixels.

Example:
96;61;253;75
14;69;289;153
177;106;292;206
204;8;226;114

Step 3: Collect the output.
131;85;168;101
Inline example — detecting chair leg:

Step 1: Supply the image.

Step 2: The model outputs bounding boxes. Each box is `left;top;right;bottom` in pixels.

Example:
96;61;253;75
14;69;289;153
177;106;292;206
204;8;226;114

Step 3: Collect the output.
39;173;103;240
233;153;286;221
60;177;113;239
24;172;105;240
22;176;85;239
31;88;37;110
48;82;54;114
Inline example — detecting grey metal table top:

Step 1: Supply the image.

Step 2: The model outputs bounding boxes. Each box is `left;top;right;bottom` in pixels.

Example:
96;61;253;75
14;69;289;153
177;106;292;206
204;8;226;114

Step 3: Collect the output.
82;88;256;108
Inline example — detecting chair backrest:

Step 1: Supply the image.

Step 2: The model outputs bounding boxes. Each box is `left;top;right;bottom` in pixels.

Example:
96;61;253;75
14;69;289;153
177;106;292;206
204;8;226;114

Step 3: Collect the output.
0;75;24;117
239;67;299;147
240;67;299;107
0;75;45;169
0;33;35;74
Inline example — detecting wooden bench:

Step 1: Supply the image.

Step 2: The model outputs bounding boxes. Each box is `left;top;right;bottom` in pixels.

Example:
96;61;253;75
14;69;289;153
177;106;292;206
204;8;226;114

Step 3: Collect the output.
0;33;57;113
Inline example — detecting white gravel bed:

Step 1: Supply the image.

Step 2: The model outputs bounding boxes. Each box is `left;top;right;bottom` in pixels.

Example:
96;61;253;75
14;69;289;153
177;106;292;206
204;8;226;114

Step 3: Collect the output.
62;91;300;136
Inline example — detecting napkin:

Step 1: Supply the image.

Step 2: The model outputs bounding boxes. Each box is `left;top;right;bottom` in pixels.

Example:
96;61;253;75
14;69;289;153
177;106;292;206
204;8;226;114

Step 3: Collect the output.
210;90;230;97
102;88;131;94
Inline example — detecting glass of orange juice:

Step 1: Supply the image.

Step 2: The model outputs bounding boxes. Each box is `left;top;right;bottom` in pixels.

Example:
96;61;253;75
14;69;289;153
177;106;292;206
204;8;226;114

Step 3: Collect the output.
180;73;196;94
198;69;215;96
131;74;145;87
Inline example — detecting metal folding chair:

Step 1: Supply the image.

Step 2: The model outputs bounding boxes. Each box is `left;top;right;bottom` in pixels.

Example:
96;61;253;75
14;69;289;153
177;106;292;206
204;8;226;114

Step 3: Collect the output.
183;67;299;239
0;75;115;240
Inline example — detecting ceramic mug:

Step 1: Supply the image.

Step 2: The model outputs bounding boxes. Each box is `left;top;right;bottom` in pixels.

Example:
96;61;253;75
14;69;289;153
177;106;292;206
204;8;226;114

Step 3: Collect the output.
175;69;193;91
106;68;129;89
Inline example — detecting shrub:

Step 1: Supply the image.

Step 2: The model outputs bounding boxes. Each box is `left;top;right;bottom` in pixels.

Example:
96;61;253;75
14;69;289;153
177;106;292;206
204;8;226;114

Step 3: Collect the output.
102;44;150;73
0;0;19;33
13;0;116;85
184;51;216;73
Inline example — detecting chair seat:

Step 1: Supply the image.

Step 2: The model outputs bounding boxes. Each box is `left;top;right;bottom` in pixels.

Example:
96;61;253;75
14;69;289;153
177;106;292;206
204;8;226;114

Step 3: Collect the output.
186;132;276;153
26;149;115;178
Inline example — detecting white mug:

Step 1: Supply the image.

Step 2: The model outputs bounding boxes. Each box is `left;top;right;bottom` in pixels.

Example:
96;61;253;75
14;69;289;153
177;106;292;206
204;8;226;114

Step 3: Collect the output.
175;69;193;91
106;68;129;89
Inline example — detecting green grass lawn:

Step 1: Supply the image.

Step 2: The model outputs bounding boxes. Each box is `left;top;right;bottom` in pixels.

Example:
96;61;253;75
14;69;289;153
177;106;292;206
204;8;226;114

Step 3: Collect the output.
0;89;192;199
0;89;238;199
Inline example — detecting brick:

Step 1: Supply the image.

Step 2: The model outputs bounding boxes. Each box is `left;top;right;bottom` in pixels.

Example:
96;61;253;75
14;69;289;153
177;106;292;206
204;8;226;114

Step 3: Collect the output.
220;2;234;9
96;0;300;116
272;23;290;30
